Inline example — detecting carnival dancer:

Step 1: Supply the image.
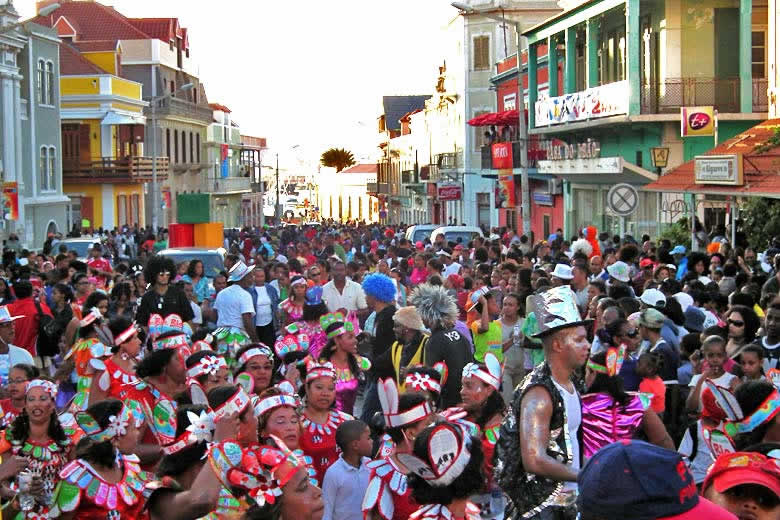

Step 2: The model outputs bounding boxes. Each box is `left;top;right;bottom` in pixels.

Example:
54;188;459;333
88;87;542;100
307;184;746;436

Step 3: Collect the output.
183;351;230;404
51;398;153;519
361;378;435;520
280;275;307;327
581;348;675;459
64;308;112;414
318;313;370;415
398;421;484;520
234;343;276;395
89;316;141;404
292;285;329;359
495;285;589;520
0;363;38;428
459;354;506;520
299;359;353;485
403;365;444;411
0;379;71;519
136;255;194;335
383;306;429;389
144;404;239;520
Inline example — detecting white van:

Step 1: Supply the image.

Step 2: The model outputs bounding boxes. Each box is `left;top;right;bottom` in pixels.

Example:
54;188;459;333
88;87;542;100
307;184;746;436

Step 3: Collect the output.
405;224;439;245
430;226;484;246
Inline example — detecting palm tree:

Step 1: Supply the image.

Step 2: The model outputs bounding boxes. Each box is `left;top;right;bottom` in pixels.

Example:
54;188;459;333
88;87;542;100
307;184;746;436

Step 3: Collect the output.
320;148;356;172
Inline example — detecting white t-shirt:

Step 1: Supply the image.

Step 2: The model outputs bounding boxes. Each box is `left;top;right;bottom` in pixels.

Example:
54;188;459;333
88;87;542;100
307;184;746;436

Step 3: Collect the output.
552;379;581;493
322;280;367;313
443;262;461;278
214;284;255;330
688;372;738;410
190;301;202;325
678;420;713;484
255;286;273;327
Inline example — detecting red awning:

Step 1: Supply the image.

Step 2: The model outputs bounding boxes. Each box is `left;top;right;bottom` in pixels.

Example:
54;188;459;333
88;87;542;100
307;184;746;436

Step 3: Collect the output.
467;109;527;126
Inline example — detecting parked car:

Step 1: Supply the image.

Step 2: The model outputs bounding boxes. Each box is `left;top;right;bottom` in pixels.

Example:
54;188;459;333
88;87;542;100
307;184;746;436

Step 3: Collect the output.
59;238;102;261
405;224;439;245
158;247;226;279
429;226;484;246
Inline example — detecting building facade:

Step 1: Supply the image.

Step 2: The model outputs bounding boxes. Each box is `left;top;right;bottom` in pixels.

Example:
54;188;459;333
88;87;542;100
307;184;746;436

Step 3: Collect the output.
319;164;378;224
0;2;68;248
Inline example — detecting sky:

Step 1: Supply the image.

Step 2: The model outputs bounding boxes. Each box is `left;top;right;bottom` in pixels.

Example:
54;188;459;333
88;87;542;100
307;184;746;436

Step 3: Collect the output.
16;0;461;168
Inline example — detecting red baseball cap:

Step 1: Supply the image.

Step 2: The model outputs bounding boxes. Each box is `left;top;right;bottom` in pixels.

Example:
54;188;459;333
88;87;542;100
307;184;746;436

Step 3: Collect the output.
447;274;464;289
415;241;424;250
640;258;654;268
703;452;780;498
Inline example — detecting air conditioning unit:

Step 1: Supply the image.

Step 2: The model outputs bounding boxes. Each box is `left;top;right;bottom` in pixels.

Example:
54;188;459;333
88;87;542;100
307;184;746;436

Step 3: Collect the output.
548;178;563;195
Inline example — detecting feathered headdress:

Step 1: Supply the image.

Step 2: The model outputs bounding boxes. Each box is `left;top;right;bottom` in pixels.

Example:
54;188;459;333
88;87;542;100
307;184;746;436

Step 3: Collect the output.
409;284;458;328
570;238;593;258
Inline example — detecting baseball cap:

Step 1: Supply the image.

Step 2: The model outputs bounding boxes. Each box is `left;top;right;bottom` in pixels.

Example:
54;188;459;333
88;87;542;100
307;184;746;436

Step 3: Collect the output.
702;451;780;498
640;288;666;308
578;440;737;520
639;308;666;329
640;258;654;269
670;245;687;255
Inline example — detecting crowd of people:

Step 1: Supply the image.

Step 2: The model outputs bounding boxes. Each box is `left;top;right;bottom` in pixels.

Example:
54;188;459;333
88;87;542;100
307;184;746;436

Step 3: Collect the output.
0;222;775;520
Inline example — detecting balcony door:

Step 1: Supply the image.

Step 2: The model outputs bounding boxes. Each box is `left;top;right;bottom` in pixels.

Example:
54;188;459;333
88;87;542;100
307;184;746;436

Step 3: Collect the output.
714;8;740;111
117;124;143;158
62;124;91;171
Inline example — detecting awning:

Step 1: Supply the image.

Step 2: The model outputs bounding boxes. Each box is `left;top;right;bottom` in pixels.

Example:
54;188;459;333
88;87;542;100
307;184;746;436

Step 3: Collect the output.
467;109;527;127
101;112;145;126
644;119;780;197
537;156;658;185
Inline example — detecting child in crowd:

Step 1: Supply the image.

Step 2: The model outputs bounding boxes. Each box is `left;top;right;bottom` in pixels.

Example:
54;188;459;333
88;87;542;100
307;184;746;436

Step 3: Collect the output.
687;335;739;413
739;343;765;382
637;352;666;415
702;451;780;520
322;419;373;520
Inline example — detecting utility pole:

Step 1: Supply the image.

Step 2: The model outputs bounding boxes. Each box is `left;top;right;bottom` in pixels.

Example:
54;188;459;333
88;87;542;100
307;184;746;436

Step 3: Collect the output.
275;152;280;222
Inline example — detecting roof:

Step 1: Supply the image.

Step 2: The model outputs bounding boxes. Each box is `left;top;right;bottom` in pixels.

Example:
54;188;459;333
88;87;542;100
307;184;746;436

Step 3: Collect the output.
399;109;423;123
382;95;430;131
29;3;150;40
127;18;181;42
341;164;378;174
644;119;780;197
59;43;108;75
73;40;120;52
209;103;231;113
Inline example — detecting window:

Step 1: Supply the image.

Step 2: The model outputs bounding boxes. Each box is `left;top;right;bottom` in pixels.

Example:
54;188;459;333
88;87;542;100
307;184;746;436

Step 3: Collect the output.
131;194;140;226
473;110;489;151
170;80;175;94
196;134;201;163
174;130;179;163
39;146;56;191
193;89;197;104
473;35;490;70
36;59;44;104
117;195;127;225
752;31;766;78
45;61;54;104
182;131;187;163
189;132;194;163
166;128;171;159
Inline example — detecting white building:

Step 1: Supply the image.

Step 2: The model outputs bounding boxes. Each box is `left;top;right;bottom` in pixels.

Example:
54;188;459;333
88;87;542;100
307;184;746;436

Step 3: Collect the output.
317;164;379;223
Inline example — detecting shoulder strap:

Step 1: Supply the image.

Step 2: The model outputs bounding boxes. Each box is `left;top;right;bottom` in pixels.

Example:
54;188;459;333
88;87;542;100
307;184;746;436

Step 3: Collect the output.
419;335;429;365
688;422;699;461
391;341;403;382
34;299;44;317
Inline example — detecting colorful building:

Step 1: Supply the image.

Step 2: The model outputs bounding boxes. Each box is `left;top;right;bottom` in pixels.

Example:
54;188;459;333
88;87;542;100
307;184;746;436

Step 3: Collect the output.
58;41;157;229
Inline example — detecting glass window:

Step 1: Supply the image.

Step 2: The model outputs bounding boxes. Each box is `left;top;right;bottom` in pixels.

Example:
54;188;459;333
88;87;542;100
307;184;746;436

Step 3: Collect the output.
39;147;47;190
45;62;54;104
36;60;44;104
196;134;201;163
752;31;766;79
47;146;56;191
174;130;179;163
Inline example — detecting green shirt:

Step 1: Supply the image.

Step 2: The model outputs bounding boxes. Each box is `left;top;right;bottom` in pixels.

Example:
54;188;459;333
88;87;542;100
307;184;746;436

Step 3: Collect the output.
470;320;504;363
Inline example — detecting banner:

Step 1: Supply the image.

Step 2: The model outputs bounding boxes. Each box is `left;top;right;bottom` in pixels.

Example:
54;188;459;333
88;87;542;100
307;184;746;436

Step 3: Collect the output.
162;190;172;210
681;106;715;136
438;182;462;201
2;182;18;220
221;159;229;178
535;80;629;127
491;142;513;169
496;169;515;208
221;144;229;161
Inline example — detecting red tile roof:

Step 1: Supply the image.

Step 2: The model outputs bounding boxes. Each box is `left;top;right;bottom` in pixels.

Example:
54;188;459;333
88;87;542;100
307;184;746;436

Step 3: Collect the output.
59;43;108;75
127;18;179;42
644;119;780;196
209;103;231;113
341;164;378;174
73;40;119;52
30;2;150;41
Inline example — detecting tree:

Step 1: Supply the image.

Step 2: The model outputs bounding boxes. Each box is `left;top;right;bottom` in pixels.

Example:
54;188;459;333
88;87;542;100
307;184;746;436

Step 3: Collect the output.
320;148;356;172
740;197;780;250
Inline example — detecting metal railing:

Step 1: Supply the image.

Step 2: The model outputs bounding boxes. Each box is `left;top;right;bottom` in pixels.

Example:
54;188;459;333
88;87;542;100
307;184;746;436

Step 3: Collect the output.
149;96;213;123
435;153;460;170
480;141;548;170
640;77;769;114
63;156;169;181
401;170;420;184
420;164;440;183
207;176;252;193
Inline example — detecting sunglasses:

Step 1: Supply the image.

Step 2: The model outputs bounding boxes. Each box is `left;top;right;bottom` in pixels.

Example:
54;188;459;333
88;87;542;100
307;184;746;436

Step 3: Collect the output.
728;319;745;327
625;329;639;338
158;271;172;277
309;271;321;277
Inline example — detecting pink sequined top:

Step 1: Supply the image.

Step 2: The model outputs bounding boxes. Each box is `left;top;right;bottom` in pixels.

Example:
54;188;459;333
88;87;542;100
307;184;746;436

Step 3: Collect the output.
581;392;650;459
335;366;359;415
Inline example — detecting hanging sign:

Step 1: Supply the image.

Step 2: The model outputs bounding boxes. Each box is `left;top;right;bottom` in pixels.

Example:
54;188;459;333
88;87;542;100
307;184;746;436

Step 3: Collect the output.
496;169;515;208
681;106;715;137
491;142;513;169
2;182;18;220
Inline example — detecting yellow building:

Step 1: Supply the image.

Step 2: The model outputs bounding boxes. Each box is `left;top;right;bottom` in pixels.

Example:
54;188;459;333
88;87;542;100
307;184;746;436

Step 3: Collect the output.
59;41;165;230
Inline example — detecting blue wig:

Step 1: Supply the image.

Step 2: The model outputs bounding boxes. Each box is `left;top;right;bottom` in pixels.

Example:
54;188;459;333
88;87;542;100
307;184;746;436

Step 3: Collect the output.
361;273;396;303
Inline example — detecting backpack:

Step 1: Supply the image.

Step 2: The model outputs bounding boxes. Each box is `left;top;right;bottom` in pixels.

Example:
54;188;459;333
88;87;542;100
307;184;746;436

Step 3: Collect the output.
35;299;59;357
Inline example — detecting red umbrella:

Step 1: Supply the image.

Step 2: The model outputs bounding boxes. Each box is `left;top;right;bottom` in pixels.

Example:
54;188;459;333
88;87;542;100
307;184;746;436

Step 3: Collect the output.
467;113;490;126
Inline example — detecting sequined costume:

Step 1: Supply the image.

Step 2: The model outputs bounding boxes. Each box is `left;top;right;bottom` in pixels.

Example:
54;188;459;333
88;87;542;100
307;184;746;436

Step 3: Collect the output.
581;392;651;459
279;299;303;324
361;457;419;520
299;409;352;485
294;320;327;359
409;503;481;520
51;453;152;519
332;356;370;415
96;358;139;398
115;380;177;449
0;399;21;429
66;338;110;414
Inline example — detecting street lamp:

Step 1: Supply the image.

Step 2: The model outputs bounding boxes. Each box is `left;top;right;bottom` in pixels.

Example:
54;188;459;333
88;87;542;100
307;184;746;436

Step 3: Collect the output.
150;82;193;230
452;2;531;236
650;147;670;175
0;3;60;35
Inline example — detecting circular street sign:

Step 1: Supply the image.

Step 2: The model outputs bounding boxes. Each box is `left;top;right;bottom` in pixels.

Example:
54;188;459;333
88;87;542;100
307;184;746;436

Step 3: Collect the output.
607;183;639;217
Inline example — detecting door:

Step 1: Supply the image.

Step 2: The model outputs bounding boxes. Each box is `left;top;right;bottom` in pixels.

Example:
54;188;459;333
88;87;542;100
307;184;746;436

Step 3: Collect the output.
714;8;740;111
640;16;658;112
79;124;91;163
62;124;81;173
80;197;94;229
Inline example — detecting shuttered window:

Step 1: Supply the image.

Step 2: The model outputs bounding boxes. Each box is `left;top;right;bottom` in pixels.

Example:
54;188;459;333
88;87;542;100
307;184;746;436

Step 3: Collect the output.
473;35;490;71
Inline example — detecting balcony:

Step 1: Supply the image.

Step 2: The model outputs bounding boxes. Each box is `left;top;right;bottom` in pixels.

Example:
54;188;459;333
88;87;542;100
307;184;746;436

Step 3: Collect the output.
63;156;169;183
480;141;548;170
435;153;460;170
420;165;439;183
366;182;378;194
149;96;213;124
401;170;420;185
207;176;252;194
172;162;210;174
640;77;769;114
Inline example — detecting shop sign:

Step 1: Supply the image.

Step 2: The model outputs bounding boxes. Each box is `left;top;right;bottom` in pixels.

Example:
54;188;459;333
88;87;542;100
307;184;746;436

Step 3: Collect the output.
535;80;628;127
541;138;601;161
681;106;715;137
2;182;18;220
694;155;743;185
438;182;462;201
533;191;554;206
537;156;622;175
491;142;513;169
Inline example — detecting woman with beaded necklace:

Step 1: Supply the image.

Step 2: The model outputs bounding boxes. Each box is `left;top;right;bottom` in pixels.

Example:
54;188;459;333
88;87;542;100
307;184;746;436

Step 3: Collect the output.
88;316;142;405
279;276;307;327
318;312;370;415
0;379;72;519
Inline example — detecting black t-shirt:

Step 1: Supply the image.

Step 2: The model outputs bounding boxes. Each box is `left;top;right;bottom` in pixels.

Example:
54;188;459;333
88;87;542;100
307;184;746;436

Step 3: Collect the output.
760;336;780;371
425;327;470;408
136;285;194;327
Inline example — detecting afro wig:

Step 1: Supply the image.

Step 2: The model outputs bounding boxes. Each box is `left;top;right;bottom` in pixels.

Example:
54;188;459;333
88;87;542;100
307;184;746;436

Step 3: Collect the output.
361;273;397;303
409;284;458;329
144;255;176;286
